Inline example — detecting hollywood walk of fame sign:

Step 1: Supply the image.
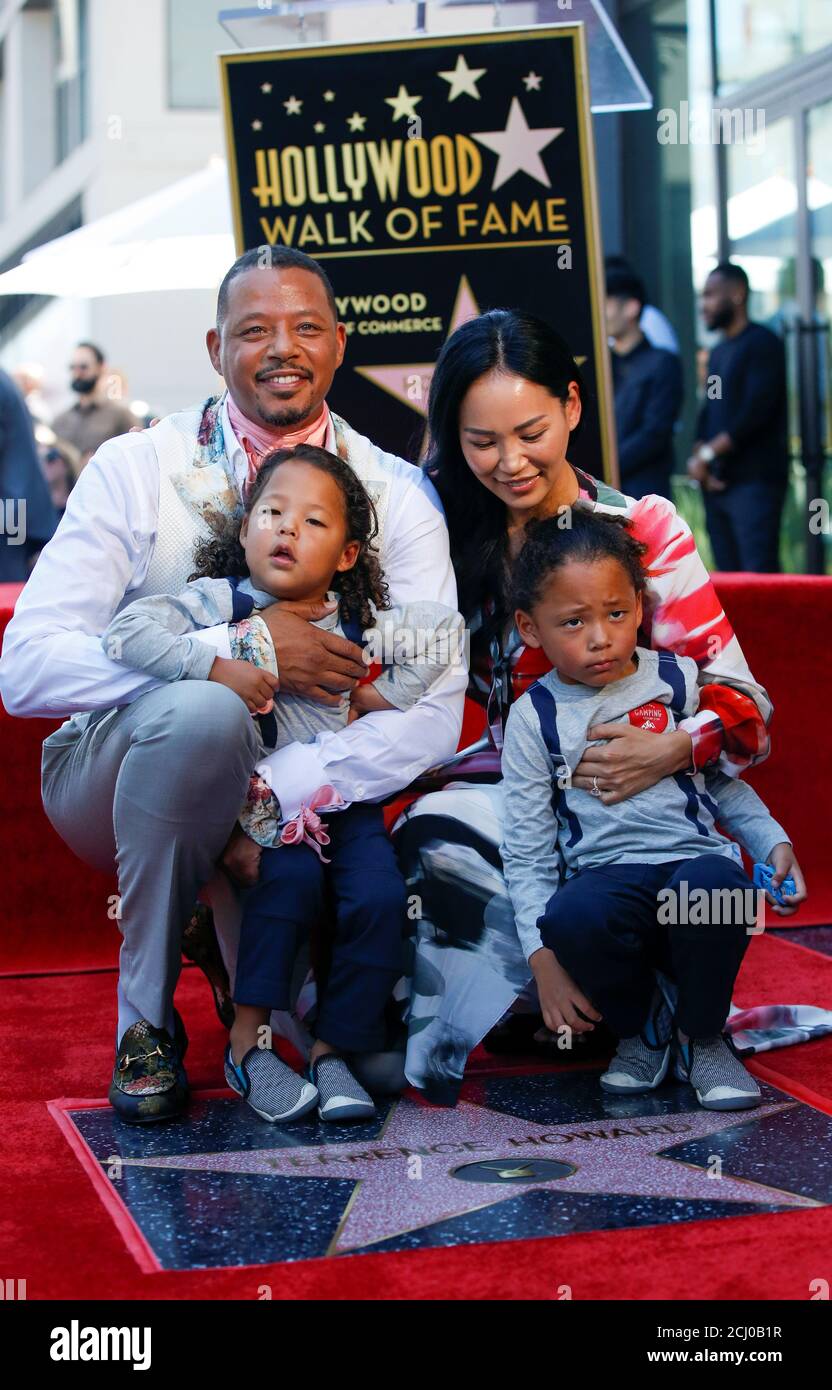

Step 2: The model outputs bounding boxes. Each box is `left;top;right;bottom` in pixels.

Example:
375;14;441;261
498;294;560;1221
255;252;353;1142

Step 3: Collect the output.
59;1071;831;1272
219;27;617;482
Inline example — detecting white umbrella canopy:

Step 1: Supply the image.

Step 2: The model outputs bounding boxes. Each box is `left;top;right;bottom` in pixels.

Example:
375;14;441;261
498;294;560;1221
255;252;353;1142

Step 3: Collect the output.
0;160;236;298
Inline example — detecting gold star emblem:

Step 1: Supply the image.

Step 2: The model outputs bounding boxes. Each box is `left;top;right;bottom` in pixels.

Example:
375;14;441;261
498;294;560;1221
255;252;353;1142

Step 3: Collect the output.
385;85;422;122
523;71;543;92
314;121;325;134
438;53;487;101
251;119;263;132
260;82;272;95
346;111;367;132
283;95;302;116
354;275;481;438
323;90;336;102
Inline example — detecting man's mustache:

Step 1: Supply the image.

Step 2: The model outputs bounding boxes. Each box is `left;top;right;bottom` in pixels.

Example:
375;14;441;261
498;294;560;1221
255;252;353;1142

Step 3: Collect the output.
255;366;312;381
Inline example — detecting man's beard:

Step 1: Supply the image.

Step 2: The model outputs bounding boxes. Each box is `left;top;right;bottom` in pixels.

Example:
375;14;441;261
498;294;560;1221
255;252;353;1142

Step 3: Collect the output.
254;400;314;428
709;303;736;332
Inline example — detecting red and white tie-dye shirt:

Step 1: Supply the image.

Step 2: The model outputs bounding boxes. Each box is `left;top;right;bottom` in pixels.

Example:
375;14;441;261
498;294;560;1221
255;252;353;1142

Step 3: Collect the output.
475;468;771;777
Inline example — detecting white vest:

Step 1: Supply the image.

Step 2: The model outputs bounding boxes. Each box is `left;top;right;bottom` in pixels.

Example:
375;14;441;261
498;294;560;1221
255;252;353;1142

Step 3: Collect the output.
130;397;397;602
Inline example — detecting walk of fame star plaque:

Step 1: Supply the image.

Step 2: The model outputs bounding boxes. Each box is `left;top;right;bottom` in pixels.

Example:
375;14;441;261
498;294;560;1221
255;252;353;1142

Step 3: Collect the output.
51;1069;831;1272
219;27;618;482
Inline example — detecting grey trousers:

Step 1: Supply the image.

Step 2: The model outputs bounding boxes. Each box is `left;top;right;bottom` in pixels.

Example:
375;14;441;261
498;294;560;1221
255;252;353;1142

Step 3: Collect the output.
41;682;260;1043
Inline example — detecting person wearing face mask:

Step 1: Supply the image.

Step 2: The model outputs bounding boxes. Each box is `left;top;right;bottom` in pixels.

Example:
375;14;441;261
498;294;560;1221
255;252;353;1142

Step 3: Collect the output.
51;342;136;467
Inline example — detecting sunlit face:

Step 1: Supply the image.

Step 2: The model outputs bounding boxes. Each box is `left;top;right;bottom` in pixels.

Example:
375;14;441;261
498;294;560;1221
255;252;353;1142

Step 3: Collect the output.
516;557;642;687
207;267;346;428
240;457;359;602
458;370;582;515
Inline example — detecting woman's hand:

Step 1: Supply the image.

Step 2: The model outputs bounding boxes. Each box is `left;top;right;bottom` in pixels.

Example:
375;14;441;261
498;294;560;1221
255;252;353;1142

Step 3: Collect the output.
529;946;602;1036
209;656;279;713
765;842;808;917
260;601;368;707
220;822;262;888
572;725;692;804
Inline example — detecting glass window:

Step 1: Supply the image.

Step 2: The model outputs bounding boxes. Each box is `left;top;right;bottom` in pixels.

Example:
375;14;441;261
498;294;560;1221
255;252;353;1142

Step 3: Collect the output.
726;114;797;325
55;0;89;162
714;0;832;94
168;0;228;109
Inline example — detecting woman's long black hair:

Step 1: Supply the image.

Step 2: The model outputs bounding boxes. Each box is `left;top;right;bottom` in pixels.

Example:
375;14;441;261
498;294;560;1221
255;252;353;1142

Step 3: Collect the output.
424;309;586;632
190;444;389;628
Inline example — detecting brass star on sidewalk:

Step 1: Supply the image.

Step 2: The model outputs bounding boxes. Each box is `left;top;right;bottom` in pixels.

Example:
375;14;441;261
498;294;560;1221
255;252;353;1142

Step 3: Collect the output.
118;1094;817;1256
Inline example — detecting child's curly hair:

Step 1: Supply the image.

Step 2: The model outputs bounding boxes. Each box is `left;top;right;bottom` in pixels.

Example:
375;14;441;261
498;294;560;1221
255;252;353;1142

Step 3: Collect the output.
510;502;649;614
190;443;389;628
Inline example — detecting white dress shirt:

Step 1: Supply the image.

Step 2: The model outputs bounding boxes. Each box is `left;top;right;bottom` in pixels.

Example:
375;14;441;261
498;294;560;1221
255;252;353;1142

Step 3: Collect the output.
0;398;467;818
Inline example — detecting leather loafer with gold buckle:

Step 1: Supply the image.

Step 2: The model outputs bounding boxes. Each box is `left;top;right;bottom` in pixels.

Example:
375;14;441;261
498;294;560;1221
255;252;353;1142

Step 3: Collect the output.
109;1016;189;1124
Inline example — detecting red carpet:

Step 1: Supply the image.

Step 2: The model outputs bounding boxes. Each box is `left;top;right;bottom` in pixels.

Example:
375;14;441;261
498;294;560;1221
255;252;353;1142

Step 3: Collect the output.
2;575;832;1299
2;573;830;981
2;931;831;1301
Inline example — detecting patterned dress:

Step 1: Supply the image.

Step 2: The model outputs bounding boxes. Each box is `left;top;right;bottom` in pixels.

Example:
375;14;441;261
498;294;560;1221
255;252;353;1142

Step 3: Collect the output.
392;467;783;1104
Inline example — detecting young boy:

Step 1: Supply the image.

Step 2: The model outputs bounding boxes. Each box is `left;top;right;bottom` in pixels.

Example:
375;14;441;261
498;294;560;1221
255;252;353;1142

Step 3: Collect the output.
500;506;805;1111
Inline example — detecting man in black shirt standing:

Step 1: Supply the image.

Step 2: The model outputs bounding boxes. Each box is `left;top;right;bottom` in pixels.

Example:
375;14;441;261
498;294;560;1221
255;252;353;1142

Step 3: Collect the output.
688;262;788;572
606;266;683;500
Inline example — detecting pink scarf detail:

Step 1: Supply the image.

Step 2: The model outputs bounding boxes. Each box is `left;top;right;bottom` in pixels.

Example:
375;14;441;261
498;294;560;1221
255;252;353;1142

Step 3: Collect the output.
279;785;345;863
226;394;332;488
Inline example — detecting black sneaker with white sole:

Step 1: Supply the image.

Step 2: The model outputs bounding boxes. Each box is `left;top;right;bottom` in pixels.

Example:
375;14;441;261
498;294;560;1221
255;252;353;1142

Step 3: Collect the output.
600;987;672;1095
310;1054;376;1122
224;1045;318;1123
674;1033;761;1111
600;1034;670;1094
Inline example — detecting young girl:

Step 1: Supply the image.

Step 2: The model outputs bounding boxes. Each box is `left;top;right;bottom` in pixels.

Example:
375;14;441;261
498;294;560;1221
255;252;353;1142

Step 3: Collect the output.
103;443;464;1125
500;506;805;1111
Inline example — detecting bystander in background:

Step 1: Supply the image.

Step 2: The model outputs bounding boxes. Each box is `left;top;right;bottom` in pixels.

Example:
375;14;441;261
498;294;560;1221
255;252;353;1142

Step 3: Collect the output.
606;265;683;500
687;263;788;573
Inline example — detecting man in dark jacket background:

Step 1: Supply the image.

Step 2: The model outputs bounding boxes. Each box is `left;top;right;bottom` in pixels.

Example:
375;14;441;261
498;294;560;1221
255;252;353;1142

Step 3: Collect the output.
687;262;788;572
606;266;683;500
0;367;57;581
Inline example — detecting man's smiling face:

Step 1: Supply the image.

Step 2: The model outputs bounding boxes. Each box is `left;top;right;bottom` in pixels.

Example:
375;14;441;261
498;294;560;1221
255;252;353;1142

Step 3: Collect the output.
207;265;346;428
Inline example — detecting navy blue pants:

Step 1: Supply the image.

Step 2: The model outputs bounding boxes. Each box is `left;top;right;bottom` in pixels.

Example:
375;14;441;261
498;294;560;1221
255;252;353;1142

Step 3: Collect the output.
538;855;754;1039
234;802;407;1053
704;481;786;573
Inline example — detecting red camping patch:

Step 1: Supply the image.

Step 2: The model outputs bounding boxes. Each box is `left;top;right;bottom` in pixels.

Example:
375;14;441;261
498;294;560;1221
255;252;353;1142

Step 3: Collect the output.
627;702;670;732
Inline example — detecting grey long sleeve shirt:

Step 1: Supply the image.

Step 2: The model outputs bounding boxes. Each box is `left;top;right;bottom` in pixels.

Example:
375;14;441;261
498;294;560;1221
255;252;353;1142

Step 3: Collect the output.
102;575;465;754
500;647;790;962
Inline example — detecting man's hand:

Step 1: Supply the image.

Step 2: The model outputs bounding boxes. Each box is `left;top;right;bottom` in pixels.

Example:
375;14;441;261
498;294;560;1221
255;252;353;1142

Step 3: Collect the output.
686;452;709;485
260;600;368;707
220;822;262;888
766;842;808;917
209;656;279;713
530;947;601;1035
702;470;727;493
572;725;692;804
